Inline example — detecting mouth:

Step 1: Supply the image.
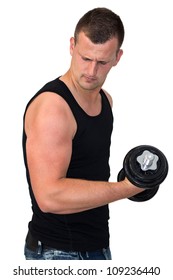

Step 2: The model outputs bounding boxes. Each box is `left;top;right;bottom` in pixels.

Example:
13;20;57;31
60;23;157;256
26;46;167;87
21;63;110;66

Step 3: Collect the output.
83;75;97;82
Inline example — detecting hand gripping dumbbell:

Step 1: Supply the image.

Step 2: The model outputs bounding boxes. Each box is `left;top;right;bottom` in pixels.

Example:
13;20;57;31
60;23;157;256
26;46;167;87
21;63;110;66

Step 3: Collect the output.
117;145;169;202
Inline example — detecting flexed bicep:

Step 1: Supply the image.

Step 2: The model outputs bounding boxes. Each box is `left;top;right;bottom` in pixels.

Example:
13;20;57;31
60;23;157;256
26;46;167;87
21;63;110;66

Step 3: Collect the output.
25;92;77;211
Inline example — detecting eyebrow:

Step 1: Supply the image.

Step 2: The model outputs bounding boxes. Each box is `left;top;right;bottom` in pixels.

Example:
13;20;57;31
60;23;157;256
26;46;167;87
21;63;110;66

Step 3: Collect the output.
80;53;110;64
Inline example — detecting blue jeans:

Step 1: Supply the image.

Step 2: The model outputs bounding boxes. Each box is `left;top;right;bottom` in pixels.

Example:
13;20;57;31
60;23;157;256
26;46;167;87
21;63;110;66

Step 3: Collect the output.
24;244;112;260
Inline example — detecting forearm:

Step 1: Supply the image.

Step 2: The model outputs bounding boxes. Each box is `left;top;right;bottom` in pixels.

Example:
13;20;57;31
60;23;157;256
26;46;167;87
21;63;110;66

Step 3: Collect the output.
39;177;144;214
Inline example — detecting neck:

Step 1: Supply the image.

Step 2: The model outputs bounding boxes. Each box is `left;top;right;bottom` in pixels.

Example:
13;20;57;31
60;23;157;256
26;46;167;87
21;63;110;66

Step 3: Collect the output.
60;71;102;116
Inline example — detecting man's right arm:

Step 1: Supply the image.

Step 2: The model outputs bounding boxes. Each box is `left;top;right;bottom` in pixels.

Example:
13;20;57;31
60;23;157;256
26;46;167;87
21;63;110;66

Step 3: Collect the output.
25;92;144;215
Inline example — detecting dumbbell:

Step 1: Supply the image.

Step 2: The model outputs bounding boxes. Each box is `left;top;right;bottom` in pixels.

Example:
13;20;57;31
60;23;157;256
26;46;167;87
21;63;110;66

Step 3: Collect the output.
117;145;168;202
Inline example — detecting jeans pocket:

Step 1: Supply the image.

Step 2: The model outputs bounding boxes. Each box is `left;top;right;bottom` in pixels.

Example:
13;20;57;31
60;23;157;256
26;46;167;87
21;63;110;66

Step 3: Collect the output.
24;245;44;260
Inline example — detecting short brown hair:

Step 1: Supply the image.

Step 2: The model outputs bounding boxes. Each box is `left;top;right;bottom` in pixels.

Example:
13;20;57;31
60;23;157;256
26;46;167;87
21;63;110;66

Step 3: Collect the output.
74;7;125;48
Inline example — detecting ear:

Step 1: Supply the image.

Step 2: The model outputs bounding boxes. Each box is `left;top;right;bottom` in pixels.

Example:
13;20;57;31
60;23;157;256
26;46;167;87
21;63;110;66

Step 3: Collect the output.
70;37;75;55
113;49;123;66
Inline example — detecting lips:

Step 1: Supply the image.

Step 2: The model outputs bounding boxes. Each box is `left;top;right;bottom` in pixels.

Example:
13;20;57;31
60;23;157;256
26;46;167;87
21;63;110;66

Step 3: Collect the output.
84;75;97;82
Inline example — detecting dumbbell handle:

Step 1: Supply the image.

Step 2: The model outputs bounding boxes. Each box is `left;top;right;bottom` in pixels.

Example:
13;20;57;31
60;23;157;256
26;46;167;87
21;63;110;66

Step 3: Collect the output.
117;168;160;202
117;145;169;202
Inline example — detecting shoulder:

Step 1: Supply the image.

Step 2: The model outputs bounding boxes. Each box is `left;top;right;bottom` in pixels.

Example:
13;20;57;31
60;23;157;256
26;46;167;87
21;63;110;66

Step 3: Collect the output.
25;92;69;122
25;92;77;138
102;89;113;108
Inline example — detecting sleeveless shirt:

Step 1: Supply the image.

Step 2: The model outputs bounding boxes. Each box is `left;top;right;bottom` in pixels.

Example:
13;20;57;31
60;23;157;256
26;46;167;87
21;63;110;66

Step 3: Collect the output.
22;77;113;251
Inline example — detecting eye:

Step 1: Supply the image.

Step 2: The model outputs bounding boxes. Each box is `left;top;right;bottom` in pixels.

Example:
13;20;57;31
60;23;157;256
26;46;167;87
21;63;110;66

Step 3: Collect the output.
82;57;91;62
99;61;107;65
80;55;90;61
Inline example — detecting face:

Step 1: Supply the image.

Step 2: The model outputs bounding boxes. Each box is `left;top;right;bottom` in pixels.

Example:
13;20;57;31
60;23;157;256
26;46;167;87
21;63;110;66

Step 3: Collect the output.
69;32;123;91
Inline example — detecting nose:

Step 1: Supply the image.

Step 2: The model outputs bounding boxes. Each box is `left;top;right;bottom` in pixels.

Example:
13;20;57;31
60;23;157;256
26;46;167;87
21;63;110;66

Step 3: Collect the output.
87;61;98;77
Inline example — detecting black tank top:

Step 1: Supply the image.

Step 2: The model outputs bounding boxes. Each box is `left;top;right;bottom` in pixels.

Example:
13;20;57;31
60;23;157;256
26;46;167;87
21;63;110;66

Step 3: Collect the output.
23;77;113;251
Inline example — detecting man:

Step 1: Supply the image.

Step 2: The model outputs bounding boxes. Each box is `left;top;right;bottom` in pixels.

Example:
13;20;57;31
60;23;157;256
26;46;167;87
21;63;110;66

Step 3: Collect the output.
23;7;144;260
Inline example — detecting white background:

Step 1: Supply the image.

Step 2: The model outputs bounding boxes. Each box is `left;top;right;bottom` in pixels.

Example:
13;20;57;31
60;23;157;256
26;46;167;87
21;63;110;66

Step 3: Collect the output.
1;0;172;278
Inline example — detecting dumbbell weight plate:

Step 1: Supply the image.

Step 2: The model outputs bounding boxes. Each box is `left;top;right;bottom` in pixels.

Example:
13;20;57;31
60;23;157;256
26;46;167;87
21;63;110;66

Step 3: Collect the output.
123;145;168;189
117;168;160;202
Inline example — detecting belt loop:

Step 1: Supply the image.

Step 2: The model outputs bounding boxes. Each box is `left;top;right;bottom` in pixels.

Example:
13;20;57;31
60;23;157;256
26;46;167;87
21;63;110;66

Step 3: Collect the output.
79;252;84;260
37;240;42;255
